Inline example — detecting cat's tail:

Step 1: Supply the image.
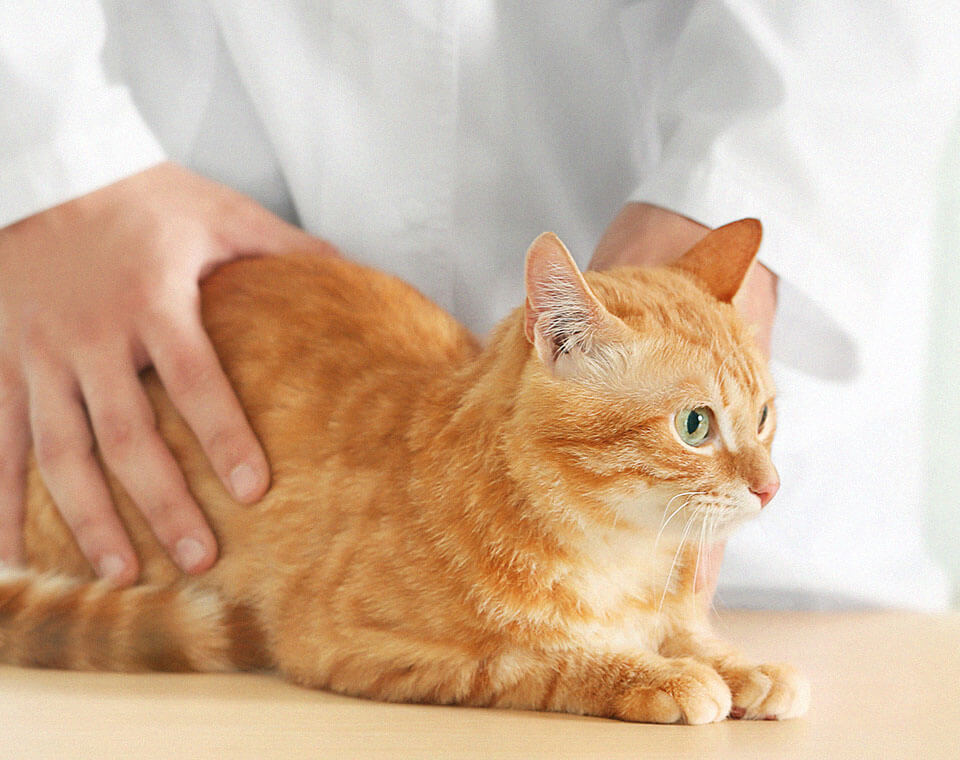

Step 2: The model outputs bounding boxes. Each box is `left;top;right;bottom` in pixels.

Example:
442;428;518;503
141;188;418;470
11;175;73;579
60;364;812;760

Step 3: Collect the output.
0;567;271;672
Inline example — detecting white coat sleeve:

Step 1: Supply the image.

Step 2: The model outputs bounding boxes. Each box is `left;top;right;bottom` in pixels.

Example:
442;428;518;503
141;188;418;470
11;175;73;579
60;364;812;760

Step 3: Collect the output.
0;0;166;229
619;2;960;319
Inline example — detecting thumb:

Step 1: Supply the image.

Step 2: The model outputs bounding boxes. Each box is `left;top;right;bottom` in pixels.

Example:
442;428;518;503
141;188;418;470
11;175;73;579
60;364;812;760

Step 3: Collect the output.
224;199;338;260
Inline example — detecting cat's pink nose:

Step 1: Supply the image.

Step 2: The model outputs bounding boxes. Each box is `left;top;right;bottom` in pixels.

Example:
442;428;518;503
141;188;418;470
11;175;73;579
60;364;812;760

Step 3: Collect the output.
751;480;779;508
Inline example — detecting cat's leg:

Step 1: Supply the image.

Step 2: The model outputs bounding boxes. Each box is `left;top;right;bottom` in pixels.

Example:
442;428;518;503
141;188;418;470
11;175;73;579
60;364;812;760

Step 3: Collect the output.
491;647;733;724
280;639;732;724
660;629;810;720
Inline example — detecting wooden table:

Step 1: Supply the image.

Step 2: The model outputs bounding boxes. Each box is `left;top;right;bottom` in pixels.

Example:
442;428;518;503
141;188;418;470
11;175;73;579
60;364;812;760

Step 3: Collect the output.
2;611;957;759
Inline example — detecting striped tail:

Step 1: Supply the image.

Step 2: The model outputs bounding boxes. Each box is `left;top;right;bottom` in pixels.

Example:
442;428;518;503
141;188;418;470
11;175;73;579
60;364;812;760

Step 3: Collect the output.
0;567;271;673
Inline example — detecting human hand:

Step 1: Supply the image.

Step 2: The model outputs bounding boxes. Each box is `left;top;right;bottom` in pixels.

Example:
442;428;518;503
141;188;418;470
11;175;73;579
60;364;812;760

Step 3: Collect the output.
0;162;333;584
591;202;777;354
590;202;779;602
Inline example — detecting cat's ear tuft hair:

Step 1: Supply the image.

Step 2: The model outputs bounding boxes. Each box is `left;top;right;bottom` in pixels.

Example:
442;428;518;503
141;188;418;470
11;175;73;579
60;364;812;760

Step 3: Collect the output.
672;218;763;303
524;232;614;372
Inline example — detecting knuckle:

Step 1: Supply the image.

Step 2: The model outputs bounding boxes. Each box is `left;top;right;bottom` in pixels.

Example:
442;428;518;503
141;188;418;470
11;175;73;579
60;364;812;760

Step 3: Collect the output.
21;317;105;371
69;316;108;350
62;507;108;546
94;406;144;460
138;496;178;530
138;491;203;545
204;424;253;465
33;426;90;469
135;282;173;324
21;320;53;362
165;348;213;398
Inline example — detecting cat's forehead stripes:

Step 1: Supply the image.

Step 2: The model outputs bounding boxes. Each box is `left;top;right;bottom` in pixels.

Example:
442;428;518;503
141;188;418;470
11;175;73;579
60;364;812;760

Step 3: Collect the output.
609;330;767;408
583;266;772;457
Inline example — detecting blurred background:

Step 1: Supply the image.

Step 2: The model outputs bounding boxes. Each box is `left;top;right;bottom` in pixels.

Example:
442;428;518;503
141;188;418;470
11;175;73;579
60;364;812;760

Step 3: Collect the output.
925;115;960;608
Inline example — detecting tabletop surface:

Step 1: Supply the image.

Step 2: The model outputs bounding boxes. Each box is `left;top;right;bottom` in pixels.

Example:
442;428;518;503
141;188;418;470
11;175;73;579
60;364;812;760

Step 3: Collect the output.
2;610;958;759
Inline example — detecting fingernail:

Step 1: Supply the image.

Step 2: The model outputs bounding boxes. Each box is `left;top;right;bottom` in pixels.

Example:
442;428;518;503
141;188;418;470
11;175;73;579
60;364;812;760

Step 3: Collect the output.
229;462;261;502
98;554;127;581
175;537;208;572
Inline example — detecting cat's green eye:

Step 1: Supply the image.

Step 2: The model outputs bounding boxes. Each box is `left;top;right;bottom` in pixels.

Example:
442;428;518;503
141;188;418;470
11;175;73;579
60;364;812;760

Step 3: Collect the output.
758;404;769;432
675;407;711;447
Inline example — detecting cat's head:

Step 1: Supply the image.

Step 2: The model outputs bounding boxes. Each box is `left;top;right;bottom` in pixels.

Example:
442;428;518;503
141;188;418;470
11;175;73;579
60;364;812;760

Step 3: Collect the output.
511;220;776;539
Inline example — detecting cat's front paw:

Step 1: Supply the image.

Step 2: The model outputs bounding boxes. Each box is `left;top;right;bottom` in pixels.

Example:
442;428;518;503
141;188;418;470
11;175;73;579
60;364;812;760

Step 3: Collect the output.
617;657;731;725
724;662;810;720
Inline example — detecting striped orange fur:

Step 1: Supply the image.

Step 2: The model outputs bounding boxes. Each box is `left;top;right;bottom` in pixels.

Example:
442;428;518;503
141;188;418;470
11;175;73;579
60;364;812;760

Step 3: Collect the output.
1;220;808;723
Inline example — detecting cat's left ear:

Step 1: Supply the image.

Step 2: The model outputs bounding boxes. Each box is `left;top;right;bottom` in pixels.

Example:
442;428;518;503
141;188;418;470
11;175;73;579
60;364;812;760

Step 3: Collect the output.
524;232;621;373
673;218;763;303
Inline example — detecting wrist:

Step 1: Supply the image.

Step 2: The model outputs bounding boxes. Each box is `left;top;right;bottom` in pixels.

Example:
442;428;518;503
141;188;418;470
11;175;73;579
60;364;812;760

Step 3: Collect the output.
590;202;709;271
590;202;778;357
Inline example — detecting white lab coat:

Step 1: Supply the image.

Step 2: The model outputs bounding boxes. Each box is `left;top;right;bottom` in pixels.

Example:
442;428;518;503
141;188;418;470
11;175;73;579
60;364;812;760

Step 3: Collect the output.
2;0;957;609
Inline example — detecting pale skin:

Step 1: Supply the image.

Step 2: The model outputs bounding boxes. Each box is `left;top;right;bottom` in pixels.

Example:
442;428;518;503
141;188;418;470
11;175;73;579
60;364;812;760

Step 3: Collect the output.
0;163;332;584
0;167;776;598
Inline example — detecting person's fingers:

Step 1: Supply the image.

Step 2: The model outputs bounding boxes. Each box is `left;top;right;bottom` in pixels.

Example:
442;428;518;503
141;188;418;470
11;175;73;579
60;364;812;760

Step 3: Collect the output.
77;348;218;574
0;364;29;565
25;358;138;585
144;312;270;505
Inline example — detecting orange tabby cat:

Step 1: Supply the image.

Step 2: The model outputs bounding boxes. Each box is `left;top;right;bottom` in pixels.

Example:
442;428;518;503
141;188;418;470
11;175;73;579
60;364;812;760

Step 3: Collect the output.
0;219;808;724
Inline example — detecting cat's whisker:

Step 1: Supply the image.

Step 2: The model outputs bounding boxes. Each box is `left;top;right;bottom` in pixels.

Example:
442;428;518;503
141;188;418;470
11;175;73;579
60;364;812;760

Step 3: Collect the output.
707;514;723;617
652;496;696;611
656;492;687;534
654;491;704;551
692;511;707;593
654;496;695;552
658;511;698;613
662;490;702;514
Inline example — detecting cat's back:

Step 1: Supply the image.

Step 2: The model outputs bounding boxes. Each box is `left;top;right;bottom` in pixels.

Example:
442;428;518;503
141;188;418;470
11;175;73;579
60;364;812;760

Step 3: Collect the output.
201;252;481;382
23;251;480;583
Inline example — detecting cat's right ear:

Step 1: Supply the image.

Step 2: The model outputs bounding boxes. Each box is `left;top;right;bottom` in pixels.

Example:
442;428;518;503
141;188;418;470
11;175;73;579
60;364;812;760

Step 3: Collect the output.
673;218;763;303
524;233;619;374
